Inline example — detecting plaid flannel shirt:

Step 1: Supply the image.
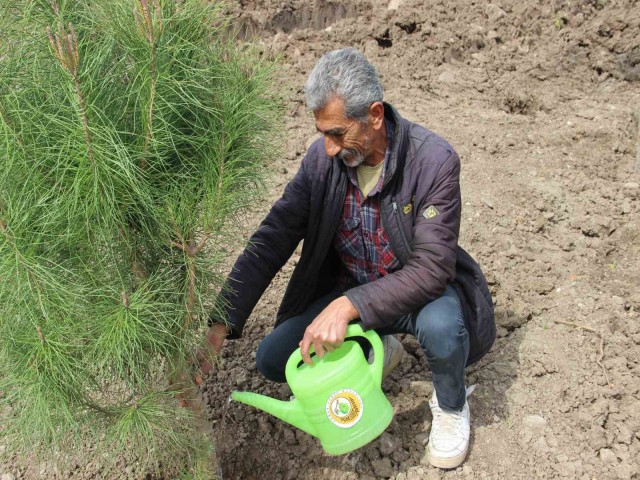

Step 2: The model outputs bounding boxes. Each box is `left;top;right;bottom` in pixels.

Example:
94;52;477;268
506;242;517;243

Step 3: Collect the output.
333;120;401;287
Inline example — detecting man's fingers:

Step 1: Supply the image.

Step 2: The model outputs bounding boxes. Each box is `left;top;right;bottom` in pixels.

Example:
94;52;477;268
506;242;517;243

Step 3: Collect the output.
313;340;325;359
300;337;313;364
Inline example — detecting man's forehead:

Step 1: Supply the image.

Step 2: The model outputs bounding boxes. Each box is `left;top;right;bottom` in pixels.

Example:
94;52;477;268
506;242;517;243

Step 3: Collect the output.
314;97;350;131
314;97;347;118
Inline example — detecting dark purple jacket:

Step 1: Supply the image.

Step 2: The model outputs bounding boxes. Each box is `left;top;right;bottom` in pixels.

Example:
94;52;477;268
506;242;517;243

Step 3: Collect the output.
213;103;495;365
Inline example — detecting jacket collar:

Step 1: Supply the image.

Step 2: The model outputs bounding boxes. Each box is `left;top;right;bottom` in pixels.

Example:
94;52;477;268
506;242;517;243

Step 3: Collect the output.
381;102;408;190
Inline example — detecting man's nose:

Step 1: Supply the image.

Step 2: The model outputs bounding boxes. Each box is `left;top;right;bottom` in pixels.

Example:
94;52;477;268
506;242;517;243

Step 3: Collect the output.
324;136;341;157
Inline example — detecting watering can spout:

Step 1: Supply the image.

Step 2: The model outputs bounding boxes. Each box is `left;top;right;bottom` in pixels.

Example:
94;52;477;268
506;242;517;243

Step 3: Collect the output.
231;391;315;437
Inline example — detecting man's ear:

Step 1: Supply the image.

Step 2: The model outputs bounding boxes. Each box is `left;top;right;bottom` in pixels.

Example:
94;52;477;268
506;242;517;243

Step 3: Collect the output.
368;101;385;129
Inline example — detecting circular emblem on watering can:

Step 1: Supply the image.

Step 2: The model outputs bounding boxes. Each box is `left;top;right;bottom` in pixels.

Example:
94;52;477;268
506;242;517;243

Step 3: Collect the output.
326;389;363;428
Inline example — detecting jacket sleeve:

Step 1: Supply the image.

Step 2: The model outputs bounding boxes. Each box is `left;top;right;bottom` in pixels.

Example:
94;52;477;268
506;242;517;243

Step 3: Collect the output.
210;161;311;338
344;147;461;330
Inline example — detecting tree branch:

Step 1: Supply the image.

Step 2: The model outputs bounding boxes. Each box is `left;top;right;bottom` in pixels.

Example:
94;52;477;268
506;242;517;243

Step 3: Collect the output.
135;0;163;170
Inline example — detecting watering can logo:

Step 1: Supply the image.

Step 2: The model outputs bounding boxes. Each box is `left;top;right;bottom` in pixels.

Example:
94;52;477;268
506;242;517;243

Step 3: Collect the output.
326;389;363;428
231;323;394;455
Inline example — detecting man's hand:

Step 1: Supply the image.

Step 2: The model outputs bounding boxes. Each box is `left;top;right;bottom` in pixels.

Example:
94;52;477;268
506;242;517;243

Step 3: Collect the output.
299;296;359;364
194;322;229;383
173;322;229;409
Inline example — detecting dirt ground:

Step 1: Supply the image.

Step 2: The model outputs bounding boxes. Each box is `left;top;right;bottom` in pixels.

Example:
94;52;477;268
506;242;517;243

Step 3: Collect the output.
3;0;639;479
208;0;640;479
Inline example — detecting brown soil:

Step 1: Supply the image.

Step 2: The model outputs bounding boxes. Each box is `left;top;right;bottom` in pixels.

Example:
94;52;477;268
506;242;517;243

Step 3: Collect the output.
3;0;640;479
209;0;640;479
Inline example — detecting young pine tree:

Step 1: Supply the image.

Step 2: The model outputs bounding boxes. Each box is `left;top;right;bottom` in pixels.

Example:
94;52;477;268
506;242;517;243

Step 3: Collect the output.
0;0;281;477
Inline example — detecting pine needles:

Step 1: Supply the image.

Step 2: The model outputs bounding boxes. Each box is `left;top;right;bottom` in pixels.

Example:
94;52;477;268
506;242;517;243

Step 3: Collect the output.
0;0;281;477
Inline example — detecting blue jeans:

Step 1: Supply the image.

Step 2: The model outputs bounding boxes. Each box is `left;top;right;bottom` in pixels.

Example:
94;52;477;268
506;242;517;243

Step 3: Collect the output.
256;284;469;411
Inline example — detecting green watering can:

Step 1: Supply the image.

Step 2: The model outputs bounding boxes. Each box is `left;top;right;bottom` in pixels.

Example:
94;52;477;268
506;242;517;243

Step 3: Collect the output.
231;323;394;455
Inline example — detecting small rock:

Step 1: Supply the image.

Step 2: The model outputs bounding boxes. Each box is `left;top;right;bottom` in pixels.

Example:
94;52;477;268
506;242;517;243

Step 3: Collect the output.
616;425;634;445
600;448;619;465
283;428;297;445
611;295;625;306
392;448;410;463
523;415;547;429
462;464;474;476
388;0;403;10
415;432;429;445
257;417;273;435
424;468;441;480
235;370;248;387
379;432;402;456
366;446;382;462
556;461;576;477
621;202;631;214
1;474;16;480
370;457;395;478
471;52;489;64
436;70;457;84
406;466;426;480
485;3;506;22
482;198;494;209
571;12;585;27
232;408;245;422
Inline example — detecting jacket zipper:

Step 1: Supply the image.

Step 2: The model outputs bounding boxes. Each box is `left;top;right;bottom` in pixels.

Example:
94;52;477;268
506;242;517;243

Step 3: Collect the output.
279;170;347;322
390;199;411;265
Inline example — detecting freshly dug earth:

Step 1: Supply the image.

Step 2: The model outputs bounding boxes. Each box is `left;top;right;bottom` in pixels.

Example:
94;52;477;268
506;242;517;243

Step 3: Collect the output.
3;0;640;479
209;1;640;479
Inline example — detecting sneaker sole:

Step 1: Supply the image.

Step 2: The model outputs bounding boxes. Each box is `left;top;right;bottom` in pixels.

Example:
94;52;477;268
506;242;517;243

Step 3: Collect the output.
382;341;405;380
425;445;469;469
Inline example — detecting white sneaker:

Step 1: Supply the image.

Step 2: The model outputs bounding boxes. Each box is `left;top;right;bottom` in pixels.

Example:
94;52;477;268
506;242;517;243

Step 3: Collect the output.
426;389;472;469
368;335;405;380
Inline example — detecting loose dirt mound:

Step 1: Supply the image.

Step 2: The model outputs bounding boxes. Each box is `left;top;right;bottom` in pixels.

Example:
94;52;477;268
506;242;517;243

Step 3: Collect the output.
206;1;640;479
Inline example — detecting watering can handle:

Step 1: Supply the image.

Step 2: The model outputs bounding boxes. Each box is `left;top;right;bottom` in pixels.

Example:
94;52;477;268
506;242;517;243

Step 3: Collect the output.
285;323;384;387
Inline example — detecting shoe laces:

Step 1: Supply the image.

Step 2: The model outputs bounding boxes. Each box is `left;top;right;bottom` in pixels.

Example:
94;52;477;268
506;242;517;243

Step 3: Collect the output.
431;404;465;439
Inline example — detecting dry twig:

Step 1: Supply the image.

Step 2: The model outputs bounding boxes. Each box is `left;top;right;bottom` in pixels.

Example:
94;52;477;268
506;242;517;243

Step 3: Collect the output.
552;319;611;387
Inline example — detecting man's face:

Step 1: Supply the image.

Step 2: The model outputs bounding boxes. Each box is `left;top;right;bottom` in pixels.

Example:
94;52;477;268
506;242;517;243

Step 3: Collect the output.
313;98;374;168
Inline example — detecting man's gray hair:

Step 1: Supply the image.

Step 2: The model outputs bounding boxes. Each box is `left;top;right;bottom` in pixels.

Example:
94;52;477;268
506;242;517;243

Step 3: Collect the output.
304;48;383;121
